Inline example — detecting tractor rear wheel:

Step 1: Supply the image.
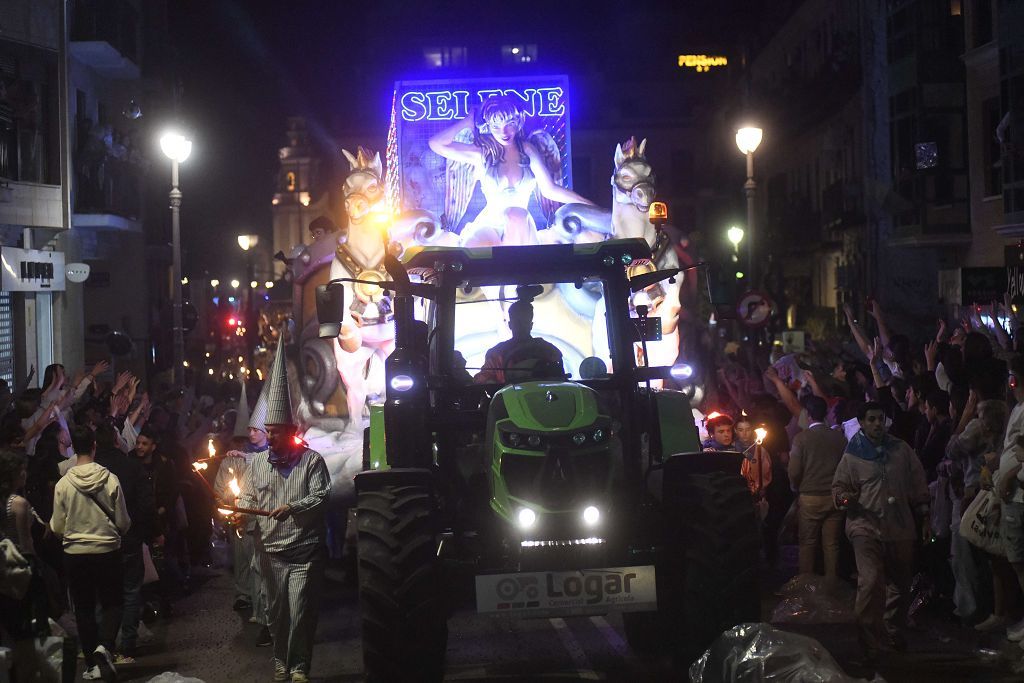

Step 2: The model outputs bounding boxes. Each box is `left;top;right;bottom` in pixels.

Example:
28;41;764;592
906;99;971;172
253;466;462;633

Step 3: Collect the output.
357;483;447;682
677;471;761;668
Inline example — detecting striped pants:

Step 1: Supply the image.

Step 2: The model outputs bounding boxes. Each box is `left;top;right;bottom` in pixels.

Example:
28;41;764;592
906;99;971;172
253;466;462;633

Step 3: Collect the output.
232;531;268;624
260;550;325;676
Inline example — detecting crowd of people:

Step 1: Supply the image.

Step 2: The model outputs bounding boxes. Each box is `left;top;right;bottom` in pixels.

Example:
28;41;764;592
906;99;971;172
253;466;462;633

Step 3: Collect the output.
701;299;1024;662
0;332;330;683
7;296;1024;678
0;358;279;681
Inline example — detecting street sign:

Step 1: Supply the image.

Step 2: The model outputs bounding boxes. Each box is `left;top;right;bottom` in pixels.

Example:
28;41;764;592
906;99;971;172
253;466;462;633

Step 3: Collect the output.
736;290;774;328
0;247;66;292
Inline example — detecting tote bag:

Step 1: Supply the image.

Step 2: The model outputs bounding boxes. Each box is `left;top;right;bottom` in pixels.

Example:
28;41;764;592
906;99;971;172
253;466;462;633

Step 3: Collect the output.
958;489;1005;556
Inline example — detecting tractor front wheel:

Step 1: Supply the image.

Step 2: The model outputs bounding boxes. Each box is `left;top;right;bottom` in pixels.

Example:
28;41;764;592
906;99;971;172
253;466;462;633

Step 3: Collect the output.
357;483;447;682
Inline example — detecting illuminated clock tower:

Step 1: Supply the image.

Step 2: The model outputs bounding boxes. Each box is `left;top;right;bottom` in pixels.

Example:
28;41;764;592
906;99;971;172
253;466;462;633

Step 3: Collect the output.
271;117;331;275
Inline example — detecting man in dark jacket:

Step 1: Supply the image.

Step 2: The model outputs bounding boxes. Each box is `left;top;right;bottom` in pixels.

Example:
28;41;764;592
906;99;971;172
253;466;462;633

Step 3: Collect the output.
134;427;182;616
95;423;155;658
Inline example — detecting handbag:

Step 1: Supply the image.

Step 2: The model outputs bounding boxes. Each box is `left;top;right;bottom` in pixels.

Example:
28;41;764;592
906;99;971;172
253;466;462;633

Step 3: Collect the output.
0;536;32;599
958;489;1005;556
1;494;32;600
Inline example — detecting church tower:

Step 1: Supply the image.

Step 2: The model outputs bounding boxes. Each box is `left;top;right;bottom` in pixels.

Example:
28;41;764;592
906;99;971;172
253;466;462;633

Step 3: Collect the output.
271;117;326;275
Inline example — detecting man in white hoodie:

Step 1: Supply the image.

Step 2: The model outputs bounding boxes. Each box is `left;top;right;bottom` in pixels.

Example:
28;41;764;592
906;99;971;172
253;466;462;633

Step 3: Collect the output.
51;425;131;681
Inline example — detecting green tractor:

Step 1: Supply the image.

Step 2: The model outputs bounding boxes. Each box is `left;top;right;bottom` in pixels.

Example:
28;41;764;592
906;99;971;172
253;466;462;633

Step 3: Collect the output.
316;238;760;681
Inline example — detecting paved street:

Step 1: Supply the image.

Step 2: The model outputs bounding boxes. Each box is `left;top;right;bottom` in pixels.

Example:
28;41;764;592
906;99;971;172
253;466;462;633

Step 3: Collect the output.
71;544;1024;683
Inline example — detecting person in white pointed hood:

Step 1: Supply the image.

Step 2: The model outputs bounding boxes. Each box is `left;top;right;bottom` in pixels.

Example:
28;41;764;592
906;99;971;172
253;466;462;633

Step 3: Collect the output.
50;425;131;681
237;332;329;683
215;379;272;643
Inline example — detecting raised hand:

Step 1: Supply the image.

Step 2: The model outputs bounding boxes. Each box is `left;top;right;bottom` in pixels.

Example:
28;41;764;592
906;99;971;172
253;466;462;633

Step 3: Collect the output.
924;339;939;371
112;370;132;394
89;359;110;378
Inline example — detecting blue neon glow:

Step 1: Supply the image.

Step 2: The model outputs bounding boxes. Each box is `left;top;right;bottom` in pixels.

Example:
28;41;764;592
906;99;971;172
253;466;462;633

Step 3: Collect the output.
228;296;235;303
400;86;565;121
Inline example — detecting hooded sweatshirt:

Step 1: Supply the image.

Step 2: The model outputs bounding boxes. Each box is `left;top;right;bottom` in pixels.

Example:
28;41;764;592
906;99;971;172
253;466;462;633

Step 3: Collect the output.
50;461;131;554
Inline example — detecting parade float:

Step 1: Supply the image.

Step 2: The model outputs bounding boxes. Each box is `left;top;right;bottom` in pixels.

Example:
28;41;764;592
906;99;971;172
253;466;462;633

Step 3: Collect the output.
285;75;684;505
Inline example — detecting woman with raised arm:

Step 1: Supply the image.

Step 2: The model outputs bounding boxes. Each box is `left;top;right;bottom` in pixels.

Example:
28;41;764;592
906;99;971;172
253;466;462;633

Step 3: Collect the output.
429;95;593;247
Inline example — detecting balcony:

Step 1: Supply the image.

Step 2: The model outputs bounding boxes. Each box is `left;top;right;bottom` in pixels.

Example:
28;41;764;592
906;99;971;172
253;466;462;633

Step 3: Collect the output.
72;123;144;232
888;220;972;248
70;0;140;79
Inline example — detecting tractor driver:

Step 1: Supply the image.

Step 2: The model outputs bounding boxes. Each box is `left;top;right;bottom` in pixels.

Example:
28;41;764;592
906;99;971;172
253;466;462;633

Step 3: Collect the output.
474;300;563;384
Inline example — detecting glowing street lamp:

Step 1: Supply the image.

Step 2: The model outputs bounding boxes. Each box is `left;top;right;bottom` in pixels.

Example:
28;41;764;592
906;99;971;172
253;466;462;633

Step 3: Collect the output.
735;126;763;284
230;279;240;289
727;226;745;249
237;234;259;251
160;130;193;387
210;279;220;288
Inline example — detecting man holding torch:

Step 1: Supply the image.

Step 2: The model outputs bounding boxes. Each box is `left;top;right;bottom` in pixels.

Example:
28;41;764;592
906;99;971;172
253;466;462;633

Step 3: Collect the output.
235;334;330;683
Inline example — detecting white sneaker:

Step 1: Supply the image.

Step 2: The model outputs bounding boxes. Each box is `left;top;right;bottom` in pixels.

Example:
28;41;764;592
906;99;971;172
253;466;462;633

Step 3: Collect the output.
82;665;102;680
94;644;117;680
974;615;1009;632
1008;617;1024;641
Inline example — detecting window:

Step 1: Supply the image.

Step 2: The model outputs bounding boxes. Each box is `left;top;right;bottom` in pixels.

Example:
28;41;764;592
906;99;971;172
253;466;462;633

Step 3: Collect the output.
286;171;296;192
502;44;537;65
0;39;59;183
983;97;1002;197
422;46;467;69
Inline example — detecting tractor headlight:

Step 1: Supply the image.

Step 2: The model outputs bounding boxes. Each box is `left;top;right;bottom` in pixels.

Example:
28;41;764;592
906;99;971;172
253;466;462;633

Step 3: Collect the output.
582;506;600;526
517;508;537;529
572;433;587;446
390;374;415;392
592;428;605;442
527;435;541;448
508;432;522;447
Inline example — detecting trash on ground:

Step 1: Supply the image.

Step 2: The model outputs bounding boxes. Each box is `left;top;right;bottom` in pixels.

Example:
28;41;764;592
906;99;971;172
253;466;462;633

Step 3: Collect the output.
771;574;855;624
689;622;884;682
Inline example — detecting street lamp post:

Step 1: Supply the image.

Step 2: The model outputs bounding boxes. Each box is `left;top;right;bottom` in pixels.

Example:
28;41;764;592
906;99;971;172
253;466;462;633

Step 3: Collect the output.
237;234;260;370
735;126;763;285
160;131;193;386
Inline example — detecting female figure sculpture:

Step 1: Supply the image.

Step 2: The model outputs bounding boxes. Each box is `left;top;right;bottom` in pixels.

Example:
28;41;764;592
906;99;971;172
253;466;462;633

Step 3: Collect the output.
428;95;594;247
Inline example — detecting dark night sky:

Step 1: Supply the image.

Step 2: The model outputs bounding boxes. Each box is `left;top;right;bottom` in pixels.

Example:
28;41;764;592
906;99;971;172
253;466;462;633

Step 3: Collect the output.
164;0;785;281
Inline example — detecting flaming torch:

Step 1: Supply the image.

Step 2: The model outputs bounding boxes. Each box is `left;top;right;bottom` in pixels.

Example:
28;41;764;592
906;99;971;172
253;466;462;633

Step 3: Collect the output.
217;476;271;516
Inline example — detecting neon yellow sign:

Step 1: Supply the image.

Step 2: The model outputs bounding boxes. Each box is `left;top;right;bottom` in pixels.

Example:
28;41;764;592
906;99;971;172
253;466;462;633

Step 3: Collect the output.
678;55;728;72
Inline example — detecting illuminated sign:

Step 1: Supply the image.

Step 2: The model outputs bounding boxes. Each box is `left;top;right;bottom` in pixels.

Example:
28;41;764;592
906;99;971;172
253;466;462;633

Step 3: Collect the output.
677;54;728;72
399;87;566;122
387;75;572;229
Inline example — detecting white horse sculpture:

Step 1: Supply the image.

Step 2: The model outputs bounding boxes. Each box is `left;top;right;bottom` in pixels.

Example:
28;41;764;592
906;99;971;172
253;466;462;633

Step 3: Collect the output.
553;137;681;371
328;147;396;432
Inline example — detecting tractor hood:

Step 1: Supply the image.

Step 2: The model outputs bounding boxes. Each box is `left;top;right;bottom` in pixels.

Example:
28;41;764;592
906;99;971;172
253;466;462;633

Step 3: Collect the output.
495;381;600;430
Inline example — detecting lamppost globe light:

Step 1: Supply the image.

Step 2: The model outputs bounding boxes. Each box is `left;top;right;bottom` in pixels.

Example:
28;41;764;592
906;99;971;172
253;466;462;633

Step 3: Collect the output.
735;127;763;155
230;279;240;289
237;234;259;251
265;281;274;289
210;279;220;288
250;280;258;289
727;226;745;246
159;131;193;163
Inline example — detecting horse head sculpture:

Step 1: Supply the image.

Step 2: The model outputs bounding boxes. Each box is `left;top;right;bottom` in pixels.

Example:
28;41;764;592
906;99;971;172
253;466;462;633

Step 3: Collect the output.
341;147;387;228
611;137;655;213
